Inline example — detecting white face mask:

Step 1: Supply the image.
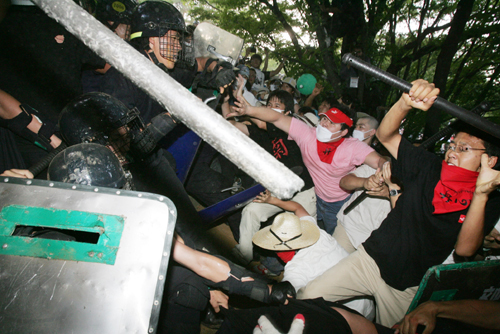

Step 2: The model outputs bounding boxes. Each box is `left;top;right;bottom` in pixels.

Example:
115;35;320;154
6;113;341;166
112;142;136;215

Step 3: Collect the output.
352;129;373;142
316;125;342;142
272;108;284;113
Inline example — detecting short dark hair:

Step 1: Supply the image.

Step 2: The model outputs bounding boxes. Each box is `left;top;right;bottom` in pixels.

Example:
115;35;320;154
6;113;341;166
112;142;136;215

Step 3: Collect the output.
358;115;379;130
329;103;357;136
322;96;338;110
250;54;262;63
453;122;500;170
267;90;294;114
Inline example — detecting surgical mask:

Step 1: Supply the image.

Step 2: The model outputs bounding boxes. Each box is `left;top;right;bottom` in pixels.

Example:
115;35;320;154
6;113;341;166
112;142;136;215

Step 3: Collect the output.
316;125;342;142
352;129;372;142
272;108;284;113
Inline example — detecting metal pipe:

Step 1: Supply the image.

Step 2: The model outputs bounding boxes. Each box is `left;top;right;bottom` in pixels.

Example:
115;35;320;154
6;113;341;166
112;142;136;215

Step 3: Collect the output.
31;0;304;199
420;101;491;150
342;53;500;139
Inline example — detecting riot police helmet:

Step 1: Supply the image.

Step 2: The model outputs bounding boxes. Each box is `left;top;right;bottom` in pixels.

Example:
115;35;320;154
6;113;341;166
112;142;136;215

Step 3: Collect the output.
48;143;127;189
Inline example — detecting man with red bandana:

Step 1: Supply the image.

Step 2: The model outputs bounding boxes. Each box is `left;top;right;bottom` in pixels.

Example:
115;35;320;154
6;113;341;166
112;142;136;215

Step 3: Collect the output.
296;79;500;327
230;87;387;235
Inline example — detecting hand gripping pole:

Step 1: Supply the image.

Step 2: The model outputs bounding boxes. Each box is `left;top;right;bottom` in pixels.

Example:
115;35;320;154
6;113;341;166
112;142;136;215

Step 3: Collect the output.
342;53;500;139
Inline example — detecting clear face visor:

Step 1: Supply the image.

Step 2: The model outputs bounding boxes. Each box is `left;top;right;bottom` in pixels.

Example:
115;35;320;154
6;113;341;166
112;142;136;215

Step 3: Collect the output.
117;23;132;41
158;27;193;65
105;21;132;40
99;107;149;167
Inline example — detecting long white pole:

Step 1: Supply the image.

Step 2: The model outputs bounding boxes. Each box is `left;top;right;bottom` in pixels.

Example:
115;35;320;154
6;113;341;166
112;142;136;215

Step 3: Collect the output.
31;0;304;199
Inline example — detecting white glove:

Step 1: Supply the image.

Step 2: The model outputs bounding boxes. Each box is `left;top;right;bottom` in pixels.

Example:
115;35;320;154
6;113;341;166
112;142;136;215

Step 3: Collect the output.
253;314;305;334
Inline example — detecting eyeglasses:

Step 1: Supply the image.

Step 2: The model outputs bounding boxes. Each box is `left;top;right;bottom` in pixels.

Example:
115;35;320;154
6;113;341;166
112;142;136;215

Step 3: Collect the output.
445;143;486;153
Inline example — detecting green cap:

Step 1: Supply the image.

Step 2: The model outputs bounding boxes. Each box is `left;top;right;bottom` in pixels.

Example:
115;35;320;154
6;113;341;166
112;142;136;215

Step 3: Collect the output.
297;74;317;95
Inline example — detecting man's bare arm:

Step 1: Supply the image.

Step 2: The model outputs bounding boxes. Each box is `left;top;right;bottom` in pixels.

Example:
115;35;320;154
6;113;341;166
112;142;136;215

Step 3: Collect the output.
455;154;500;256
376;80;439;159
269;60;285;78
0;89;62;149
363;151;389;171
254;190;309;218
339;172;384;192
0;169;34;178
225;77;292;134
303;83;324;108
397;300;500;334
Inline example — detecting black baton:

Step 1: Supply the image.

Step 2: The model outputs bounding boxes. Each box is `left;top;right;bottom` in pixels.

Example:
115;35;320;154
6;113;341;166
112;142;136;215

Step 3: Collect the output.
342;53;500;139
29;142;67;177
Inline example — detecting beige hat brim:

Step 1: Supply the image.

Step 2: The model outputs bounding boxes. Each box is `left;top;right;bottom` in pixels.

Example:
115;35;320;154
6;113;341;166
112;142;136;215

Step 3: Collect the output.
252;220;320;251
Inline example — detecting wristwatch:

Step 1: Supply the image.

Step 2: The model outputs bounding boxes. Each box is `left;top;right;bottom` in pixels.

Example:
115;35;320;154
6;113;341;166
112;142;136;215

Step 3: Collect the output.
389;189;402;197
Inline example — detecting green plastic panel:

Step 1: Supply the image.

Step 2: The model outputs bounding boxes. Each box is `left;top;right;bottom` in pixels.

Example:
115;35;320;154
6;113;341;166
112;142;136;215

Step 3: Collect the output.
407;260;500;313
0;205;124;265
429;289;458;302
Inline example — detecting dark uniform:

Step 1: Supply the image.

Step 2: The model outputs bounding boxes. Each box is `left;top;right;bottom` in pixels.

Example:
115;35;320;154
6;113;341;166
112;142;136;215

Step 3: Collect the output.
0;4;105;168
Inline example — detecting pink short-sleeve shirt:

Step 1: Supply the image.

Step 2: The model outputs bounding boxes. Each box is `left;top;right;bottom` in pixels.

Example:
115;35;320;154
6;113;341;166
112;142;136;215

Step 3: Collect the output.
289;118;374;202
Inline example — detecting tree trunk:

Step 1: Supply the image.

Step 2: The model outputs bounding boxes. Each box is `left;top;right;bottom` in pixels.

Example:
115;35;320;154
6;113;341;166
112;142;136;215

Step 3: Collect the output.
305;0;342;95
424;0;475;140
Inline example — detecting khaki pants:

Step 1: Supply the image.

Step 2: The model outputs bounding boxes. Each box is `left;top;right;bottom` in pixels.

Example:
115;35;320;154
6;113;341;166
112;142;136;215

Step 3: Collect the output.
332;223;357;254
297;245;417;327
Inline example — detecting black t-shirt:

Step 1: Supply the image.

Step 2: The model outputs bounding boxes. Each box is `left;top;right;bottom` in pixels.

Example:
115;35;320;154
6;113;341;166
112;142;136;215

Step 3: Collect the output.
363;138;500;291
0;5;105;122
247;121;314;191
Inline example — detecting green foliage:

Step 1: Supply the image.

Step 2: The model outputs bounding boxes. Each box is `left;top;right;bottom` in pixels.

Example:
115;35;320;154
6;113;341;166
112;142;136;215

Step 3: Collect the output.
184;0;500;145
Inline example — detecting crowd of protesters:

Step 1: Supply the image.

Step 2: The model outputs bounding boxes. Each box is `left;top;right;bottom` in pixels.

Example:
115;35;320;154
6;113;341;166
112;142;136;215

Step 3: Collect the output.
1;1;500;334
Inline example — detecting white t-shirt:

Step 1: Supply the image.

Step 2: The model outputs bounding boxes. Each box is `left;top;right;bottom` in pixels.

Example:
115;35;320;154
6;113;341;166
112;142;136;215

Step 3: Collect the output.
337;165;392;248
242;87;258;106
251;67;266;92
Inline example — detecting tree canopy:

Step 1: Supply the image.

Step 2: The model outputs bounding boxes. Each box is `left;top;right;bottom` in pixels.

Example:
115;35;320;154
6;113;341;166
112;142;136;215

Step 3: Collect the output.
184;0;500;143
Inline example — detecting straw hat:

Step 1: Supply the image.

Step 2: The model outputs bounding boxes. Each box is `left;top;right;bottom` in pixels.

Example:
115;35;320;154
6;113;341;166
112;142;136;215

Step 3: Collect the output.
252;213;320;251
282;77;297;89
304;113;319;126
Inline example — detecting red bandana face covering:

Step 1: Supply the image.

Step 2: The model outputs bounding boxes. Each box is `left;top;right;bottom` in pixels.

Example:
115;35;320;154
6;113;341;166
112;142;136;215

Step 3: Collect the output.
317;138;345;164
432;161;479;214
277;250;296;263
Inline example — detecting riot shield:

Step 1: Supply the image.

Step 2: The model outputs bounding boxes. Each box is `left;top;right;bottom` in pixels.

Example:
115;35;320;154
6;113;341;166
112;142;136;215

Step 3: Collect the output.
0;177;176;334
193;22;244;66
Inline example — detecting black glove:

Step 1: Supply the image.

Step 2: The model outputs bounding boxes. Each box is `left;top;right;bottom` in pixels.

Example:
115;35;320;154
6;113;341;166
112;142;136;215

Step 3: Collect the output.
149;112;177;141
269;281;296;304
215;67;236;90
203;255;272;303
0;104;57;152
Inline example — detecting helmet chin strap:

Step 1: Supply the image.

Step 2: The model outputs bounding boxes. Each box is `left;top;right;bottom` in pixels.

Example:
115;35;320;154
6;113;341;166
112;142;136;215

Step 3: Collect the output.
147;50;170;73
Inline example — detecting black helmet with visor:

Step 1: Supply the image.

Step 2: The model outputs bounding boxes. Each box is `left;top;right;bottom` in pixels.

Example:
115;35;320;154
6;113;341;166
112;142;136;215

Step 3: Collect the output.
48;143;128;189
58;92;156;165
95;0;137;39
129;0;190;64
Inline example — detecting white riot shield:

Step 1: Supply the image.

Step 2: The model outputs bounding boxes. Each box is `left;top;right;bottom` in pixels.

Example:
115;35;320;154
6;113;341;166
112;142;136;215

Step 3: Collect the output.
193;22;244;66
0;177;176;334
